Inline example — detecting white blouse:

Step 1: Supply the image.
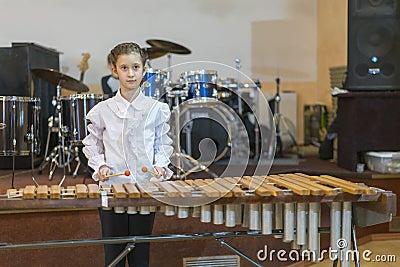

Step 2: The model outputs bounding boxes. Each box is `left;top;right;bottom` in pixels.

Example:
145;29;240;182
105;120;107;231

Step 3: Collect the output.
82;90;173;185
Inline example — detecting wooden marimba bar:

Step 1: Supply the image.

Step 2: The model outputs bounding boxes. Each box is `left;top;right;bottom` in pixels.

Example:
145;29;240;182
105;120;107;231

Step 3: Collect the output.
0;173;396;266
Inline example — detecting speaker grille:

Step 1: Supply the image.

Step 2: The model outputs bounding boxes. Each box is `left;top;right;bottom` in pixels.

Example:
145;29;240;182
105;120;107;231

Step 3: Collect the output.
347;0;400;91
357;22;394;57
351;0;397;17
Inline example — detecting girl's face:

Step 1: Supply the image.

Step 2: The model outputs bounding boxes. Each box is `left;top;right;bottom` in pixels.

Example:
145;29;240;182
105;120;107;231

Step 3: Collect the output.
112;53;146;92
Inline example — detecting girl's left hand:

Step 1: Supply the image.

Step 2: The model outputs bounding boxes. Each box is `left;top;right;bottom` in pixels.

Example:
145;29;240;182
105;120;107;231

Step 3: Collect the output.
154;166;166;179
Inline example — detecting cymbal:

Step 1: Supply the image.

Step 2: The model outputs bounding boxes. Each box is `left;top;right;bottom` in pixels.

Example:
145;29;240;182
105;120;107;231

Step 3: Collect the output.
142;47;168;60
146;39;191;55
31;68;89;92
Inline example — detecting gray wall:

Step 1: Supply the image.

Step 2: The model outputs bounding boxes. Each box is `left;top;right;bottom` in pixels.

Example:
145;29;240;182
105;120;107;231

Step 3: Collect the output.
0;0;316;85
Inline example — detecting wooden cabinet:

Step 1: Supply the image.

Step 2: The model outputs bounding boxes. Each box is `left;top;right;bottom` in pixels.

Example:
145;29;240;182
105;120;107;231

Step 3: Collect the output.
337;91;400;171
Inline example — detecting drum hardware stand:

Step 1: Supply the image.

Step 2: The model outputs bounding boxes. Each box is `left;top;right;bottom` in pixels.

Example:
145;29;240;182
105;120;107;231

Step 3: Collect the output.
145;58;152;69
11;126;40;188
253;122;260;160
272;77;298;158
11;109;17;189
235;58;261;160
11;152;16;189
38;83;73;185
39;120;73;176
251;81;261;161
48;133;71;186
179;153;219;179
167;53;172;80
169;89;186;179
235;58;244;116
182;111;193;156
27;125;40;186
163;53;173;88
72;146;83;178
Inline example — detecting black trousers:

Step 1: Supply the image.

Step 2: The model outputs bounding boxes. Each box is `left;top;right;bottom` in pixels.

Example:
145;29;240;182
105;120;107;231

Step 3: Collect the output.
99;209;155;267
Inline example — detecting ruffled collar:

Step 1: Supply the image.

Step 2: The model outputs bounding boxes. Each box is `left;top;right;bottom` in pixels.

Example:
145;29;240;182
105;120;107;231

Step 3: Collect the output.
108;89;149;118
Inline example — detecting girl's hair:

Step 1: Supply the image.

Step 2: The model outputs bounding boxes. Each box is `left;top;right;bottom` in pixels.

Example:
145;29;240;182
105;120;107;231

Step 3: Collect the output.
109;42;146;67
106;53;112;65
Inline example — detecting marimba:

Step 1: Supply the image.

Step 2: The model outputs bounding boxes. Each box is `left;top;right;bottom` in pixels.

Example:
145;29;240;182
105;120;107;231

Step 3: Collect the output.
0;173;396;267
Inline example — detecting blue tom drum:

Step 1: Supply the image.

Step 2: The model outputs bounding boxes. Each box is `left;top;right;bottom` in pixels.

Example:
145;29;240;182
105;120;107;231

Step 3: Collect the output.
142;68;167;100
180;70;218;99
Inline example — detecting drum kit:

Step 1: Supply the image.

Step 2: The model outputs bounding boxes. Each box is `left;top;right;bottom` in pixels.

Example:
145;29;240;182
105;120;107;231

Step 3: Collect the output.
141;40;259;178
31;68;106;186
0;67;94;188
0;39;261;186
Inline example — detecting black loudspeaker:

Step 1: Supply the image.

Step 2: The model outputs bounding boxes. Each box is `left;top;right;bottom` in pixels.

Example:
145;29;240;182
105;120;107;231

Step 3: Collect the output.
347;0;400;91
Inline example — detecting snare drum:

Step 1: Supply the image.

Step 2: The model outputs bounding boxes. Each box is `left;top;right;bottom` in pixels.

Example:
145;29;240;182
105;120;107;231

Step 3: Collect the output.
180;70;218;99
0;96;40;156
142;68;167;100
70;94;106;144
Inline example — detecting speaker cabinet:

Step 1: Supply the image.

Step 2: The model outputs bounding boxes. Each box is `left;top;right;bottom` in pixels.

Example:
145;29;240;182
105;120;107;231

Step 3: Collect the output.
337;91;400;171
347;0;400;91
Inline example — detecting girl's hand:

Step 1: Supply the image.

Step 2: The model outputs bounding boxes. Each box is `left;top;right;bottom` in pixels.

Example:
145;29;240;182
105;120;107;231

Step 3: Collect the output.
98;165;111;182
154;166;167;179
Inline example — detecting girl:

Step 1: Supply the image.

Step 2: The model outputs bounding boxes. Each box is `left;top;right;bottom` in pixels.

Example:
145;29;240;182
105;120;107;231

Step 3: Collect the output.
83;42;173;266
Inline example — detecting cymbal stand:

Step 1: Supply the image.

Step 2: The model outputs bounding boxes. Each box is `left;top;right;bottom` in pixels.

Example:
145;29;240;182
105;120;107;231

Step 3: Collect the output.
38;82;72;185
273;77;298;158
165;53;173;83
145;58;152;69
167;53;172;69
235;59;243;116
253;81;261;160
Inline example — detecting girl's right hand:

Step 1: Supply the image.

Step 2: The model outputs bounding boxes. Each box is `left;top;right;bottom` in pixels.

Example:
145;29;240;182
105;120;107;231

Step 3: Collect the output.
98;165;111;182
